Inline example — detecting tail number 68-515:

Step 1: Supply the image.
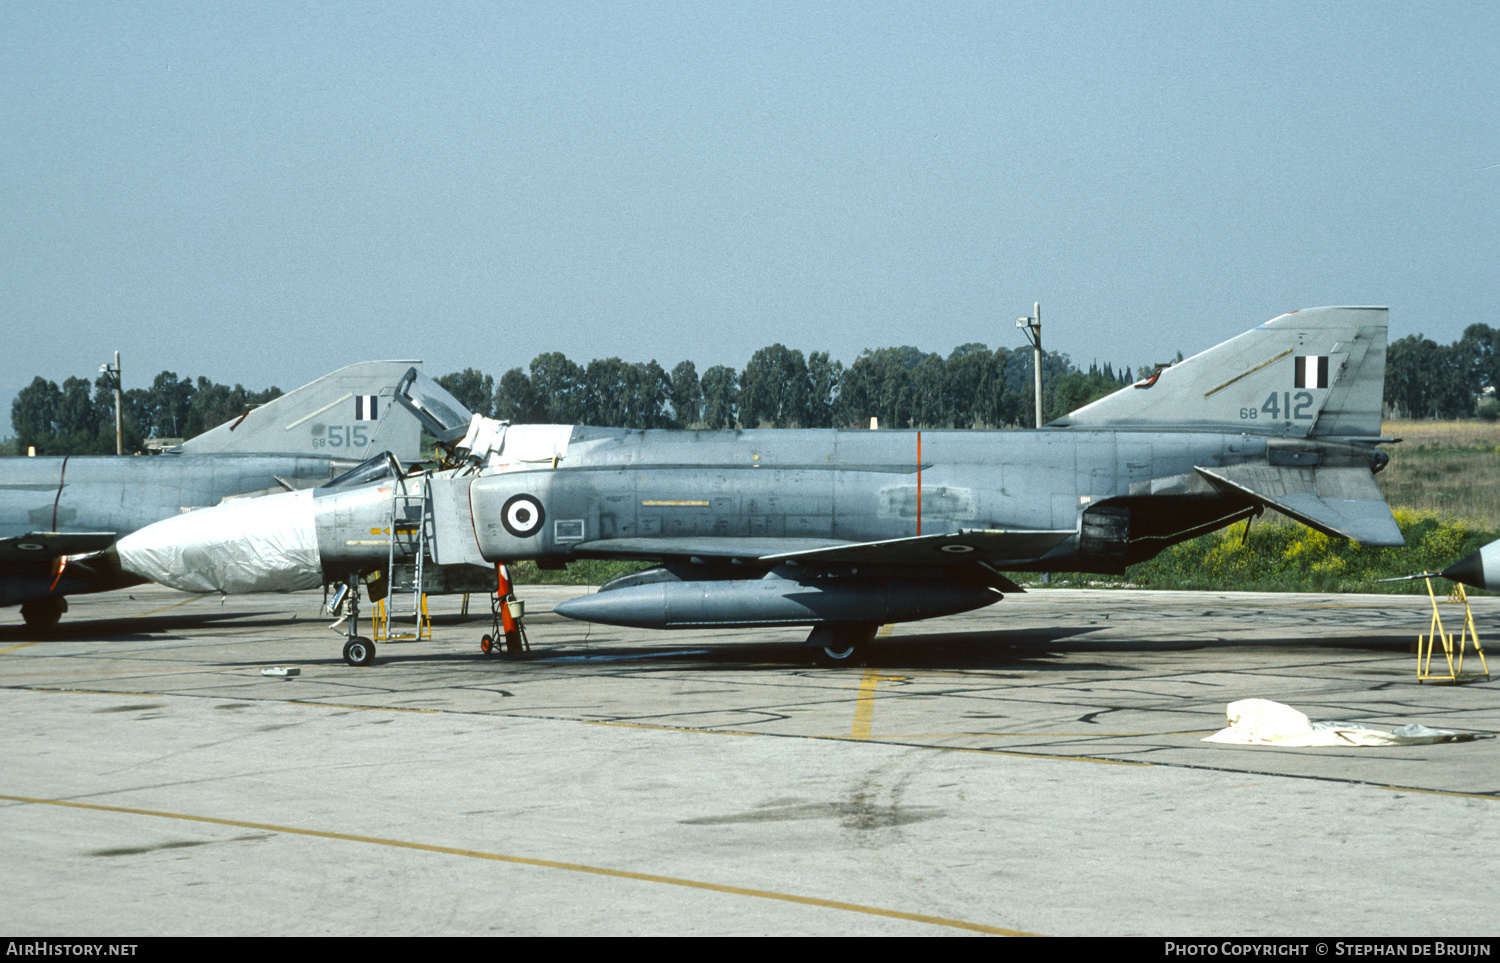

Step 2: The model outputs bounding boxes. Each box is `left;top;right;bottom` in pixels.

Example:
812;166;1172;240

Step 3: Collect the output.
315;425;369;448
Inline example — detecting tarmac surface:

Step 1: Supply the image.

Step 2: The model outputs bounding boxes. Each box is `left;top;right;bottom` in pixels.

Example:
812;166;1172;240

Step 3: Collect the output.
2;582;1497;936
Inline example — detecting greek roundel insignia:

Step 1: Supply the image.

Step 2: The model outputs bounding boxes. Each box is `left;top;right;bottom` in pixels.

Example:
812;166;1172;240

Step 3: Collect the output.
501;494;546;538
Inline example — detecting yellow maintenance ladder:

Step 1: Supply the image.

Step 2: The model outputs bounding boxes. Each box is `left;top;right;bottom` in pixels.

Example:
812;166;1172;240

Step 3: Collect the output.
373;471;433;642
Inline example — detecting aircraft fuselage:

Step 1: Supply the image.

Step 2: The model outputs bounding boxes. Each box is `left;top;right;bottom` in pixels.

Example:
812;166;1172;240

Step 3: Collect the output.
0;453;356;607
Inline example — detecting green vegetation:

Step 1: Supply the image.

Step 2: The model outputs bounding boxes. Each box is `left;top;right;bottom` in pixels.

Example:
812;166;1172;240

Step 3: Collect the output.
508;558;651;586
9;372;282;456
1027;419;1500;594
1376;419;1500;529
1024;510;1493;595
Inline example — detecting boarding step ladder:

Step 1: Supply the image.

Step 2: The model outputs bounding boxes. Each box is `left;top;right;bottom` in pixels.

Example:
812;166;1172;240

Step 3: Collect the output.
1417;577;1489;683
374;471;433;641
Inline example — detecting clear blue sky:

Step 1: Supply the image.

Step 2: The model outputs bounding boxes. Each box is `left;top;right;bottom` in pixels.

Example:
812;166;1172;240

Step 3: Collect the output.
2;1;1495;415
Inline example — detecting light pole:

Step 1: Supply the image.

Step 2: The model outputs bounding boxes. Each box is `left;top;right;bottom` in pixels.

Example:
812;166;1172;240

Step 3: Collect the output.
98;351;122;455
1015;302;1043;429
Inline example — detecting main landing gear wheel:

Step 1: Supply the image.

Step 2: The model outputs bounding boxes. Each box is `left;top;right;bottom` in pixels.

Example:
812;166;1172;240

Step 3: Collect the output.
343;636;375;667
805;624;878;667
20;597;67;630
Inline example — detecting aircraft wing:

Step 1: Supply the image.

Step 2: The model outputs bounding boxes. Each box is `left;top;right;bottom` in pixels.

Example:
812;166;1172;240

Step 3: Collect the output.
0;532;117;562
760;529;1076;565
570;537;849;561
1195;464;1405;547
571;529;1075;567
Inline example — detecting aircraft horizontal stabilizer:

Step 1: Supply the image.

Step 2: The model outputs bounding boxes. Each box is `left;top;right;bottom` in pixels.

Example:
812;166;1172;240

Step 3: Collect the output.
0;532;117;562
1195;465;1405;547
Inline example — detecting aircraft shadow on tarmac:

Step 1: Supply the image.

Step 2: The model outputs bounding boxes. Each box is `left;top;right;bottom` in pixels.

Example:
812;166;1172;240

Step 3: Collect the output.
297;625;1415;672
3;612;1416;672
0;611;308;645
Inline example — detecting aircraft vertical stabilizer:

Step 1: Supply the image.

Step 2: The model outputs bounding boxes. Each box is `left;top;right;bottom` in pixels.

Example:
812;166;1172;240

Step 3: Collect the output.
1056;307;1389;437
175;361;425;462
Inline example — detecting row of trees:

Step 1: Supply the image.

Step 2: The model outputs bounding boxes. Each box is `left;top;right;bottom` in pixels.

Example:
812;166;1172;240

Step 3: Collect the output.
16;321;1496;454
438;345;1134;432
9;373;281;456
1384;325;1500;420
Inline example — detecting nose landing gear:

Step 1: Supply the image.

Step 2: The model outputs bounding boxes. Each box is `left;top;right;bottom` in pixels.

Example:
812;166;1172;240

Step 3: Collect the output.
331;574;376;667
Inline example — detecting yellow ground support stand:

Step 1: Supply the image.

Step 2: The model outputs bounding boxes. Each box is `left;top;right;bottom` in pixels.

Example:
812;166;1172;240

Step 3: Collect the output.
1418;578;1489;683
373;595;431;642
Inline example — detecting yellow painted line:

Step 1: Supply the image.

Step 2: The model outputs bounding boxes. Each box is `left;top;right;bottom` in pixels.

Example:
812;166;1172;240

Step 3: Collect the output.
1377;785;1500;802
133;593;210;618
641;500;710;507
593;720;1146;765
287;701;440;714
2;594;208;653
930;746;1150;766
1202;348;1294;398
851;669;907;740
878;732;1218;739
0;641;40;655
13;688;441;715
584;721;761;735
10;689;1144;769
0;793;1039;936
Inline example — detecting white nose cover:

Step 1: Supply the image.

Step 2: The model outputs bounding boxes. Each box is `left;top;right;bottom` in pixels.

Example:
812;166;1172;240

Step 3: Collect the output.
118;489;323;594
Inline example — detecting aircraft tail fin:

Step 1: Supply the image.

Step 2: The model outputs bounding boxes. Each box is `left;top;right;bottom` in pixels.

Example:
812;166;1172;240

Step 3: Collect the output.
1055;307;1389;437
175;361;426;462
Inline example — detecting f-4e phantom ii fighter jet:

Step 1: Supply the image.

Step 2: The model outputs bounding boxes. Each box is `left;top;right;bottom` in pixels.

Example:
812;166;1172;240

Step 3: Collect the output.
117;306;1403;666
0;361;426;627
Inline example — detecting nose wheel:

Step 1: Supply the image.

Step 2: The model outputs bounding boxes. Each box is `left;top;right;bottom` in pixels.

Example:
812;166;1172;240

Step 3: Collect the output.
343;636;376;667
333;573;376;666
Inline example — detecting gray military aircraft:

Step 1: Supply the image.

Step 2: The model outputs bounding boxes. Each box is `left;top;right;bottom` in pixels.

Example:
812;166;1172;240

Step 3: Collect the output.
1430;539;1500;591
116;306;1403;666
0;361;425;627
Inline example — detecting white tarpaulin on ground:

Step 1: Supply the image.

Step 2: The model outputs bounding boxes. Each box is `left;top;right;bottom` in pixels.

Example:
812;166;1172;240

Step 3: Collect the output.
1203;699;1477;747
117;488;322;594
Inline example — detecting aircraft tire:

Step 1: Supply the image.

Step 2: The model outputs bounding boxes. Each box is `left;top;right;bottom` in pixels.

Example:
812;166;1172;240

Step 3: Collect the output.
343;637;376;667
805;624;877;667
813;643;862;667
21;597;67;630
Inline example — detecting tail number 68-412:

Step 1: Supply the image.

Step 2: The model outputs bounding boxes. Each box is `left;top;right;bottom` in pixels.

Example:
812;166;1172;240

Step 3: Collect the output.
1241;391;1315;421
